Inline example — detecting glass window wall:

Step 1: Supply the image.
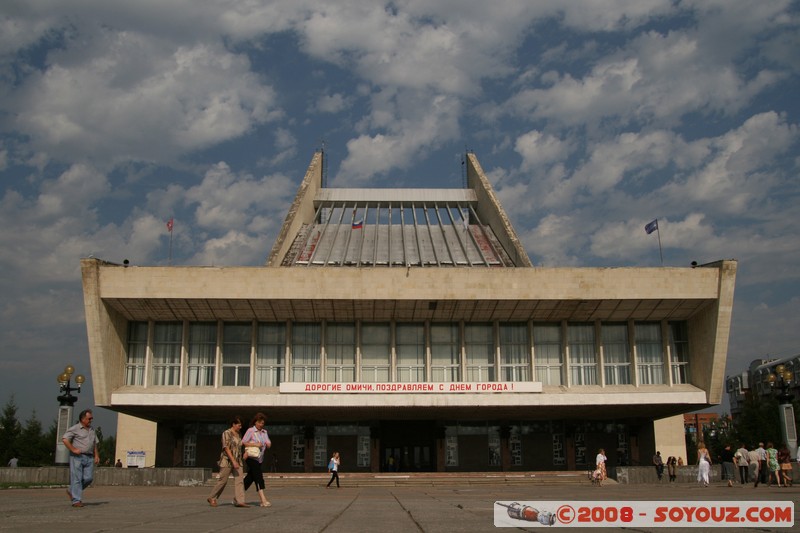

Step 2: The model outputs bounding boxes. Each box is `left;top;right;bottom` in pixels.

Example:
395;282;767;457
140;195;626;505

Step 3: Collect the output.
152;322;182;386
568;323;597;385
396;323;425;382
126;321;148;386
256;322;285;386
533;324;562;385
602;323;630;385
431;323;460;382
291;323;321;382
500;323;529;381
222;323;251;386
187;322;216;386
465;323;494;381
669;322;690;384
636;323;664;384
326;323;356;381
361;323;390;382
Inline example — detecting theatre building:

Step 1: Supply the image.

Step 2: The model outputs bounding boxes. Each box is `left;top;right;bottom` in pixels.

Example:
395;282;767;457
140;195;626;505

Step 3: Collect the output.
81;152;737;472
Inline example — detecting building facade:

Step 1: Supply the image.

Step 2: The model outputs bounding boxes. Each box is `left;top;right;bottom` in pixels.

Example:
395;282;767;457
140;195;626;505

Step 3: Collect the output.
727;356;800;416
82;152;737;472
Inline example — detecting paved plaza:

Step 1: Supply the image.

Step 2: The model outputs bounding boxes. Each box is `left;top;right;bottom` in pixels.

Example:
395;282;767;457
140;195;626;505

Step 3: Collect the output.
0;481;797;533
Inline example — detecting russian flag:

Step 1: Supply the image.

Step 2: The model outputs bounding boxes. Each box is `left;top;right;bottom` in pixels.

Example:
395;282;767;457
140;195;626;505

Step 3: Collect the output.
352;218;363;229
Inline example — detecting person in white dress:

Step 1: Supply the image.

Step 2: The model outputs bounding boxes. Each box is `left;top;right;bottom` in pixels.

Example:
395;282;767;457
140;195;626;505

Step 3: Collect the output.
697;442;711;486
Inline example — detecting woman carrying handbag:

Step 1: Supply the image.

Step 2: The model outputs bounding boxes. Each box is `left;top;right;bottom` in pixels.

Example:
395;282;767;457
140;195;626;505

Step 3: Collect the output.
242;412;272;507
207;416;249;508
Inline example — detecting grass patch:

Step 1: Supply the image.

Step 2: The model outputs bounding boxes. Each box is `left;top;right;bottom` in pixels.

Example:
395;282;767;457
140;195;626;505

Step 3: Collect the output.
0;482;66;489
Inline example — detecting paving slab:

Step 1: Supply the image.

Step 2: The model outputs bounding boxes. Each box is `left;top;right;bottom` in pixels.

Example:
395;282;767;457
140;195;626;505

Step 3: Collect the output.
0;481;797;532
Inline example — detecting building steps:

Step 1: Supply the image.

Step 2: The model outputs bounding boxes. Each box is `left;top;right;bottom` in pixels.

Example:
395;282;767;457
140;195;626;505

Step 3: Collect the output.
206;471;612;487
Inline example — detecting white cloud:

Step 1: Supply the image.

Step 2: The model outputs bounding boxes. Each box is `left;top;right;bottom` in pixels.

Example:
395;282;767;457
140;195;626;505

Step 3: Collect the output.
657;112;798;214
270;128;298;166
521;213;586;266
515;130;573;171
335;92;461;183
184;162;295;232
590;214;714;260
506;28;784;129
313;92;350;114
188;230;271;266
8;30;279;167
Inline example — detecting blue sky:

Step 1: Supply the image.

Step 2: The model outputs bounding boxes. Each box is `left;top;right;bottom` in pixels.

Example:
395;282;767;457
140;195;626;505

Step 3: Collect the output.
1;1;798;435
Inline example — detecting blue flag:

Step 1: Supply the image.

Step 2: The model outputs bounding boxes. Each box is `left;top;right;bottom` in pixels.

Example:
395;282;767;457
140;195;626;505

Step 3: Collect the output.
645;219;658;234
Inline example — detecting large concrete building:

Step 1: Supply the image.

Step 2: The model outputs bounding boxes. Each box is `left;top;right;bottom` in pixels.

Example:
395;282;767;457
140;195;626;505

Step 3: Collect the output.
81;152;737;472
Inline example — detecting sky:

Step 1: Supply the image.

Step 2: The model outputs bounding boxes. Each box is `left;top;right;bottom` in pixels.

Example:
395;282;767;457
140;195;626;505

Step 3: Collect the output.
1;1;798;436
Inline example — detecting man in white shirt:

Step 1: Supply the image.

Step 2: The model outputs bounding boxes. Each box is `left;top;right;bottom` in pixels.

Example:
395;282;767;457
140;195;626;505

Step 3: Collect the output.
734;444;749;484
756;442;767;484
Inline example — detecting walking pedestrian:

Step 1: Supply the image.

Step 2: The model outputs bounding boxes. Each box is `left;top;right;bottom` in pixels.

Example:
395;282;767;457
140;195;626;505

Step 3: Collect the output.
326;452;341;488
242;412;272;507
748;446;761;487
766;442;781;487
720;444;735;487
734;443;749;484
207;416;249;508
757;442;768;484
777;443;793;487
62;409;99;508
697;442;711;487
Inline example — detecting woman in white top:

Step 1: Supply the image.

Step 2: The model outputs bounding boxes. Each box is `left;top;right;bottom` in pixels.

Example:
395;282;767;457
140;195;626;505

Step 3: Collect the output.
326;452;341;488
595;448;608;486
697;442;711;486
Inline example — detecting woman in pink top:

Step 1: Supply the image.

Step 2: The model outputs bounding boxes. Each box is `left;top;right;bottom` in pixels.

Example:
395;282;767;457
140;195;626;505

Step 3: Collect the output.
242;412;272;507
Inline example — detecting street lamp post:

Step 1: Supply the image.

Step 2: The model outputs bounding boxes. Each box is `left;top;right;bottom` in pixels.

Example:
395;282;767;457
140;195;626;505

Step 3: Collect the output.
55;365;85;465
767;364;797;459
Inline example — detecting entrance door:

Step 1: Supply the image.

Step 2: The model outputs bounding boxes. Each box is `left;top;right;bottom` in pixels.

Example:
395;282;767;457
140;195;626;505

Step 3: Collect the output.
380;421;436;472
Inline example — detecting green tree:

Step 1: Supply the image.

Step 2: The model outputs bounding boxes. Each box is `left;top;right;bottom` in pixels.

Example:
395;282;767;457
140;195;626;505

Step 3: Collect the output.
99;435;116;465
0;395;22;464
16;411;51;466
731;395;793;448
43;418;58;465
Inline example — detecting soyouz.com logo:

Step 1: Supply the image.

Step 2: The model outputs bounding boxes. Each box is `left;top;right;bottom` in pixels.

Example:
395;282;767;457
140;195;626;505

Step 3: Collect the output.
494;501;794;528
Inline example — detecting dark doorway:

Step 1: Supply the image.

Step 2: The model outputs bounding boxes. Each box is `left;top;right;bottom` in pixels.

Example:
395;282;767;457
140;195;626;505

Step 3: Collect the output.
379;420;437;472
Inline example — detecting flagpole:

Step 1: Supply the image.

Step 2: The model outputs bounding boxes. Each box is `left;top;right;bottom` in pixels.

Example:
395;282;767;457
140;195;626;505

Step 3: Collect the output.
166;217;174;265
656;226;663;266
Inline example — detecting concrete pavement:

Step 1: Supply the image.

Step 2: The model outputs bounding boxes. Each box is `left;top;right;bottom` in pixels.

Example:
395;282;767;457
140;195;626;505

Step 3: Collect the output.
0;480;797;532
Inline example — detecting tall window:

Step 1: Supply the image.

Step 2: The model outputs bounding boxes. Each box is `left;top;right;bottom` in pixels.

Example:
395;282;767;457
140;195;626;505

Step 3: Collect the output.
534;324;562;385
222;323;251;386
500;323;529;381
256;323;285;386
187;322;217;386
602;323;630;385
669;322;690;384
396;323;425;382
431;323;460;382
465;323;494;381
326;323;356;381
361;323;390;382
126;321;148;386
291;323;320;382
636;323;664;384
568;323;597;385
152;322;182;386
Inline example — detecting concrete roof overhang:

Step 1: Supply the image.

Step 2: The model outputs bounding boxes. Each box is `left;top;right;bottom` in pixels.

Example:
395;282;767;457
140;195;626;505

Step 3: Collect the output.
95;264;722;323
109;386;709;424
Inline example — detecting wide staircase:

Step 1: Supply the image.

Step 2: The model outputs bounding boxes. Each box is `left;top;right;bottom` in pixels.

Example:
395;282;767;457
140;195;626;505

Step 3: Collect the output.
208;471;613;488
